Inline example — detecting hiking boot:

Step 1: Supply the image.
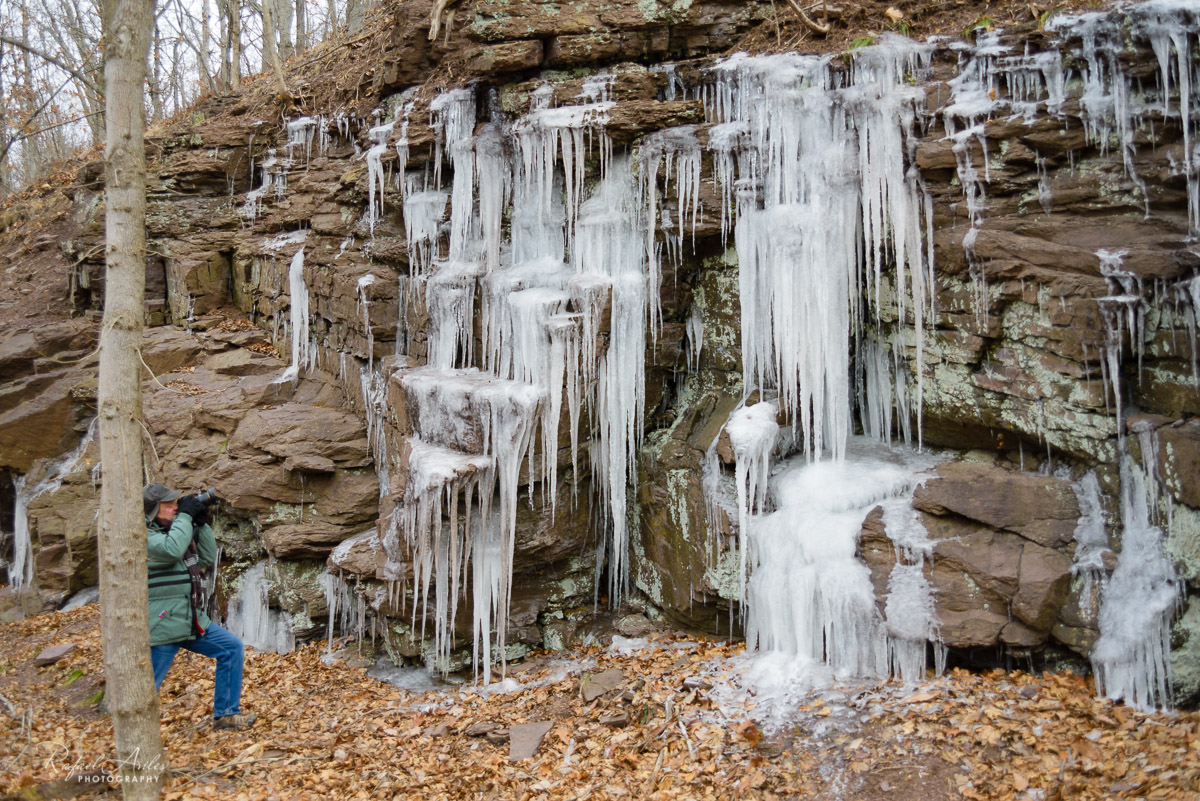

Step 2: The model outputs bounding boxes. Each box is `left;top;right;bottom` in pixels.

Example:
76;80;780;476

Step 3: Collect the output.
213;712;258;731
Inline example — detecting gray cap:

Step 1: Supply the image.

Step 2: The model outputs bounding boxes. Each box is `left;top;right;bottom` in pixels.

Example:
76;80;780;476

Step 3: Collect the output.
143;482;183;521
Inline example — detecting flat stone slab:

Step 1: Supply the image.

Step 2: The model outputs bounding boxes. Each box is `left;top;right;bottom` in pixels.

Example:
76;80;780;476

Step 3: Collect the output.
508;720;553;761
581;668;624;702
35;642;76;667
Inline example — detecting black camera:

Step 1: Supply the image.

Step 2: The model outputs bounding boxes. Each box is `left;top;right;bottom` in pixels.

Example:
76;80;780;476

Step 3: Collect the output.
194;488;218;506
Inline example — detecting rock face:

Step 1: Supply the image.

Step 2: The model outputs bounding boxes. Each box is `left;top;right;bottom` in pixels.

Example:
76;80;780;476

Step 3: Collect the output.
1;0;1198;700
859;459;1081;651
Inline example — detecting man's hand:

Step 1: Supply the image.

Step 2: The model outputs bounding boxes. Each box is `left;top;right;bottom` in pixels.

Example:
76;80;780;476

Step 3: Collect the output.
177;495;208;526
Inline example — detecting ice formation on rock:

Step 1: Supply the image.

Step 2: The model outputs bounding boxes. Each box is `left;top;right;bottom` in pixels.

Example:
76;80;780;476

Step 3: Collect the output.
745;438;943;681
226;561;296;654
277;247;313;383
5;420;97;591
216;2;1196;689
1091;456;1182;712
707;40;936;462
723;401;779;605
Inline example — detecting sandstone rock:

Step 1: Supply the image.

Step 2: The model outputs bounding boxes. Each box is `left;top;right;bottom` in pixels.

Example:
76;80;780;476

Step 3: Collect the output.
581;668;624;702
263;522;364;558
0;370;94;472
616;613;657;637
0;320;95;382
465;721;500;737
0;587;49;623
1000;619;1046;648
914;461;1080;549
508;720;553;761
203;348;282;376
328;527;385;577
1151;420;1200;508
142;326;206;374
464;40;544;73
1011;542;1072;631
35;642;76;666
599;709;631;727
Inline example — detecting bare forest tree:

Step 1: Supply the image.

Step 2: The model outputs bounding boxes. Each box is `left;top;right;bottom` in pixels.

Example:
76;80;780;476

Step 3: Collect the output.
97;0;165;793
0;0;348;198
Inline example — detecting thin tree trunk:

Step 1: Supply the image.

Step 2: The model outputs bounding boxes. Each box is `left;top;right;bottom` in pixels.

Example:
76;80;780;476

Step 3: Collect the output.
294;0;305;54
260;0;292;104
230;0;241;90
98;0;165;796
0;42;8;196
275;0;294;61
149;22;164;121
199;0;216;94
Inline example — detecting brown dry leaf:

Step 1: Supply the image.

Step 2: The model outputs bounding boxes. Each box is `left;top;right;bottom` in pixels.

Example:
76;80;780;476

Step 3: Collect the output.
885;6;904;22
1013;771;1029;791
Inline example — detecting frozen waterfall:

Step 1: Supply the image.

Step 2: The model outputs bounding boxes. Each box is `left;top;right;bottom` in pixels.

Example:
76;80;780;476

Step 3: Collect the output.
745;438;944;683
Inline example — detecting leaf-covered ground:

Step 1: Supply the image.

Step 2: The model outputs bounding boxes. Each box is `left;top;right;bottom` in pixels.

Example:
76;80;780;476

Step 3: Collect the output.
1;605;1198;801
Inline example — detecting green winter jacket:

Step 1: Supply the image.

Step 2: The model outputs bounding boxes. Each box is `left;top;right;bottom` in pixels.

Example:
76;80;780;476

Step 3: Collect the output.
147;512;216;647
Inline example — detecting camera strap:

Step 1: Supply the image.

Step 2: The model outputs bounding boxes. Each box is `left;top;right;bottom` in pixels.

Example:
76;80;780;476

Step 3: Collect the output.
182;542;207;634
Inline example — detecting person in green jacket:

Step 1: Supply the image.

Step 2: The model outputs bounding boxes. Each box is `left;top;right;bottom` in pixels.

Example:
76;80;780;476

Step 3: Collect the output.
144;482;257;731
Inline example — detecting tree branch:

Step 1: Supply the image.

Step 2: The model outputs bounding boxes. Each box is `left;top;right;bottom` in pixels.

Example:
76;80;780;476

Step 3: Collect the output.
0;34;102;96
782;0;830;35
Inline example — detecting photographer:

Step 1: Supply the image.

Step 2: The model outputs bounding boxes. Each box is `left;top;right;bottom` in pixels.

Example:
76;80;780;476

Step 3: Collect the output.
143;482;257;731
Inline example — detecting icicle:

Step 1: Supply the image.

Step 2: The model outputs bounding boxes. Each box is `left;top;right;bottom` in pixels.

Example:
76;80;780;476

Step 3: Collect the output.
1095;249;1141;437
404;189;448;278
357;273;376;370
426;261;483;370
285;116;318;164
241;148;279;221
8;477;32;591
404;437;493;672
1047;10;1151;215
1070;470;1108;616
226;561;295;654
5;420;99;592
513;101;613;256
1091;455;1181;712
723;401;779;605
686;305;704;372
393;90;418;196
639;127;702;334
705;43;935;461
366;120;395;235
573;157;647;607
276;247;310;384
359;365;391;498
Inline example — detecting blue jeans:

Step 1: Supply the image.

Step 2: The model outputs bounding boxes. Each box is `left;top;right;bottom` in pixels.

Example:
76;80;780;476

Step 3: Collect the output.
151;623;245;719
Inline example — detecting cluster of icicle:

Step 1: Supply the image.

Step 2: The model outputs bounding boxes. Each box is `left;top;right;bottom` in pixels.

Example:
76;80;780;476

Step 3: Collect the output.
226;560;296;654
3;420;98;592
940;1;1200;306
697;38;950;683
706;39;938;463
346;77;654;678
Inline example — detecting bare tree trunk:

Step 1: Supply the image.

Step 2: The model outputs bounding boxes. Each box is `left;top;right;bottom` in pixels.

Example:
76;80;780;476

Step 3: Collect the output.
345;0;365;33
260;0;292;104
294;0;305;54
230;0;241;90
0;42;8;197
149;21;164;122
218;0;240;91
325;0;336;35
275;0;294;61
199;0;217;94
98;0;165;796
